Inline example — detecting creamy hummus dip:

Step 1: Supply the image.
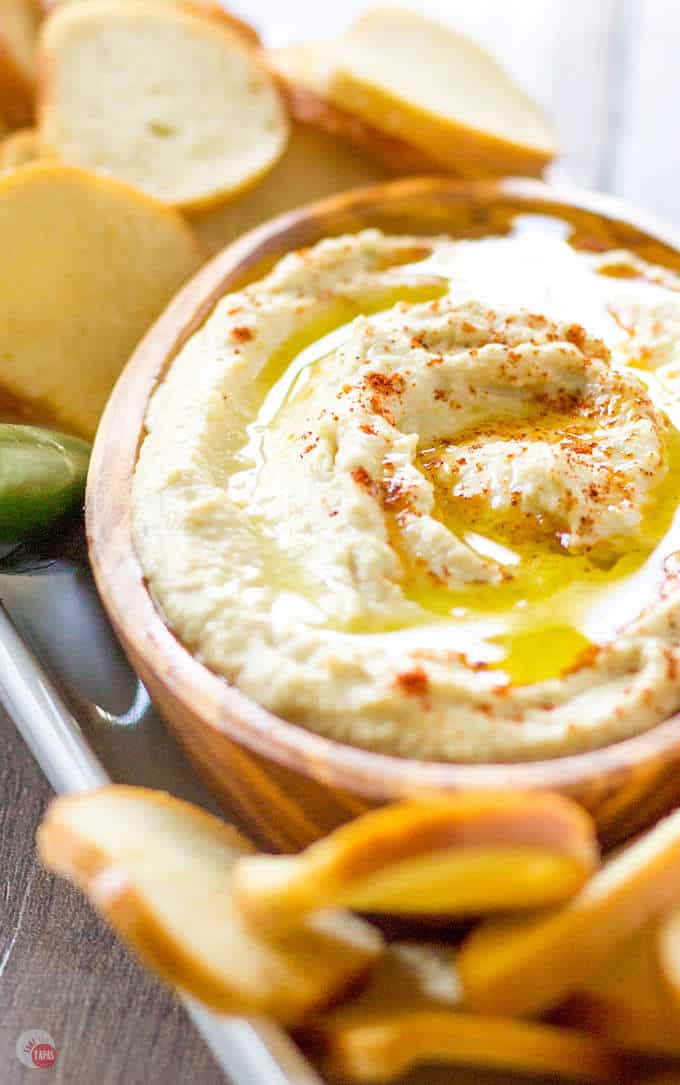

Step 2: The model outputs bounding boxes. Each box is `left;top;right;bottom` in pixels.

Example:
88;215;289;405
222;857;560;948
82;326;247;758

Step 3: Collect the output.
133;223;680;761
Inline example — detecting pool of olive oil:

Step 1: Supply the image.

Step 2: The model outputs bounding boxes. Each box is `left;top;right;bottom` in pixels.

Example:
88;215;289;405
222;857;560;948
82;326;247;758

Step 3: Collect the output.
236;229;680;687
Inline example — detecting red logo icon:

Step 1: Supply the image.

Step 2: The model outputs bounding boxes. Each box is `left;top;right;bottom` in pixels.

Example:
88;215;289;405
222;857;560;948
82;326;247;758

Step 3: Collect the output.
31;1043;57;1068
16;1030;57;1070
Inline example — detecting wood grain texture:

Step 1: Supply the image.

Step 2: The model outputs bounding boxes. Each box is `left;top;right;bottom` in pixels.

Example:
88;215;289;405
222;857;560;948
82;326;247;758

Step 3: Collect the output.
0;708;223;1085
87;176;680;855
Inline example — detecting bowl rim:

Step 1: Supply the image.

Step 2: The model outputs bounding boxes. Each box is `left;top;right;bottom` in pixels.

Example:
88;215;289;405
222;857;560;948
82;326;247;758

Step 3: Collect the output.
87;174;680;801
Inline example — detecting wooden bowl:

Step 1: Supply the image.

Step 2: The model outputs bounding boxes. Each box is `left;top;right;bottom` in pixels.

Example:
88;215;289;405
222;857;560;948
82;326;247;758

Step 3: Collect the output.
87;176;680;852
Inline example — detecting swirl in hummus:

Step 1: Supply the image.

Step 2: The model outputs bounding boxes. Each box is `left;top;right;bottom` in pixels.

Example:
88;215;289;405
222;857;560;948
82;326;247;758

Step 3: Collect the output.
133;226;680;761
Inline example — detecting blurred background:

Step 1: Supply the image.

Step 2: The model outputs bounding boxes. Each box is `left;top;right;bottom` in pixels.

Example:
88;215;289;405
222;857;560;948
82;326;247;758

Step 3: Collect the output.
233;0;679;224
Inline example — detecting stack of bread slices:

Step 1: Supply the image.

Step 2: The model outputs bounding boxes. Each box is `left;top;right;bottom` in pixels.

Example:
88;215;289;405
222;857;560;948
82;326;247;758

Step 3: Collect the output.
0;1;556;440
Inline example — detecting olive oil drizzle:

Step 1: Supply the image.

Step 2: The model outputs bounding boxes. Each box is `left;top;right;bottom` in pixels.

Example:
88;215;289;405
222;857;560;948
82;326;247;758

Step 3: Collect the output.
386;422;680;685
233;231;680;688
254;284;448;412
237;283;448;479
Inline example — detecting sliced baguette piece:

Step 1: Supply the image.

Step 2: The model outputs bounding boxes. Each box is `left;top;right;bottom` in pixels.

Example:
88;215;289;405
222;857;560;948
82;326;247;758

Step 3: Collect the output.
307;8;556;178
555;922;680;1058
656;907;680;1012
581;920;676;1023
190;120;388;256
0;162;202;438
555;992;680;1061
267;43;453;179
39;0;261;46
37;786;383;1024
0;0;39;125
305;944;622;1083
0;124;46;167
456;805;680;1017
315;1007;622;1083
234;794;599;936
38;1;288;209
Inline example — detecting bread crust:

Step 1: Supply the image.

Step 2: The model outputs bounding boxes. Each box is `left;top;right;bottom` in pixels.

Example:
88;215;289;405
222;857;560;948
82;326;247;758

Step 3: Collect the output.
37;785;383;1022
36;1;287;210
329;65;552;179
266;15;556;182
0;0;36;127
234;793;599;933
0;161;202;437
266;55;522;182
272;73;453;178
39;0;261;45
0;125;46;167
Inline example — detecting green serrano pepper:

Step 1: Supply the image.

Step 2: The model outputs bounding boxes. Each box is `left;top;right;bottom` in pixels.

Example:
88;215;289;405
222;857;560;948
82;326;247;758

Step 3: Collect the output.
0;425;91;544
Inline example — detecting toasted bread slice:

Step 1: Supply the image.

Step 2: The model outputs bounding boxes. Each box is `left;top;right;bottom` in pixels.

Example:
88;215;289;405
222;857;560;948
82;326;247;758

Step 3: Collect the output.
191;120;387;256
38;786;383;1023
306;944;622;1083
0;162;201;438
267;43;453;178
0;124;46;167
456;806;680;1017
582;921;676;1022
0;0;39;125
38;1;288;209
556;991;680;1060
234;794;599;935
39;0;261;45
278;9;555;178
656;907;680;1012
335;7;556;175
555;922;680;1057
